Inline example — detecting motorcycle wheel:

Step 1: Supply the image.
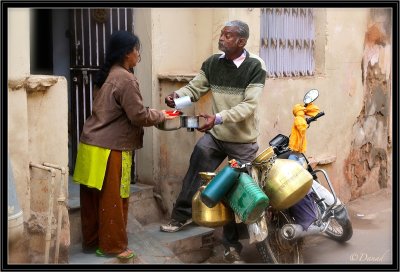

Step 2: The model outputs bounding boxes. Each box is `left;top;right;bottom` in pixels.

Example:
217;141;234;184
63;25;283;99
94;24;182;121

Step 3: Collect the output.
256;210;304;263
324;205;353;242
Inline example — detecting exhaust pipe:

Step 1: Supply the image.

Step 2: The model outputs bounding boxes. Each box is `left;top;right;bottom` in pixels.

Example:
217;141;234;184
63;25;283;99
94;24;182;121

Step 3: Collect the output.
280;223;325;241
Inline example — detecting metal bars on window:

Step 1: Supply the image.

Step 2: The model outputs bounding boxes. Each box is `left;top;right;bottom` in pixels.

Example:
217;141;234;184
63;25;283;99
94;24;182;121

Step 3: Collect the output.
260;8;315;78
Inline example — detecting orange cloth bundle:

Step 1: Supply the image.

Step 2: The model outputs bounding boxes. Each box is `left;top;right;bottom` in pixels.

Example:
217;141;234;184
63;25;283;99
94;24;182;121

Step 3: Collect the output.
288;103;320;152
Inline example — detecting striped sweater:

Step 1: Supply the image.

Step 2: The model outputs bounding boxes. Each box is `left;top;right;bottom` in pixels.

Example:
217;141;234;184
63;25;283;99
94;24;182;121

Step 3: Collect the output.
175;50;266;143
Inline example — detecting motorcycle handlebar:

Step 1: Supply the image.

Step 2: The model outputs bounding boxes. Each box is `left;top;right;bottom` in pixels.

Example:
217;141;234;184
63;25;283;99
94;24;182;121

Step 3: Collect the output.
306;111;325;124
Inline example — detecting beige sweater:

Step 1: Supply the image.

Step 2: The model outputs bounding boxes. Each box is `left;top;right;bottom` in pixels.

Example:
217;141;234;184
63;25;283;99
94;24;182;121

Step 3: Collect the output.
176;51;266;143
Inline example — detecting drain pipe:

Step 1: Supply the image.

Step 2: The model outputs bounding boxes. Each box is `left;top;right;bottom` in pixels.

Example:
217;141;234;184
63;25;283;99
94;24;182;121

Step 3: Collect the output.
29;163;56;264
8;156;24;245
43;163;67;264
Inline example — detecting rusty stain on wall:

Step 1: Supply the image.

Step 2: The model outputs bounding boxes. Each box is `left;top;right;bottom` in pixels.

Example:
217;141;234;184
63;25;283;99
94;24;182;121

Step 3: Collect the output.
26;211;53;234
344;13;391;200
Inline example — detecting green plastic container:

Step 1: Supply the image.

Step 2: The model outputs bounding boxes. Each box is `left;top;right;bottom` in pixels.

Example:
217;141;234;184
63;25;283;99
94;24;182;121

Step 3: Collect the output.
225;172;269;224
201;165;240;208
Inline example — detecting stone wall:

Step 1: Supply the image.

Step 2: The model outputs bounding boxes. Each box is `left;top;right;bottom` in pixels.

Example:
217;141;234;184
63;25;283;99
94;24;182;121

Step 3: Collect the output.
344;9;392;199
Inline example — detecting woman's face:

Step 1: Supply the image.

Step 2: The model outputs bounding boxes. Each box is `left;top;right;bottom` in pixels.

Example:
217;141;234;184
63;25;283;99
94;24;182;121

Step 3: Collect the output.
126;46;141;68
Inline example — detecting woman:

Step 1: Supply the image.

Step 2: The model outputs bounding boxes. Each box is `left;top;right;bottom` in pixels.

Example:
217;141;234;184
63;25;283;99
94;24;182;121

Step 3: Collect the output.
73;30;168;259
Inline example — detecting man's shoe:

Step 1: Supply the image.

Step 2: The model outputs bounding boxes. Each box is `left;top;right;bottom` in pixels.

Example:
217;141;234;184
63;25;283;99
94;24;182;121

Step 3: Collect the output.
160;218;193;233
223;247;245;263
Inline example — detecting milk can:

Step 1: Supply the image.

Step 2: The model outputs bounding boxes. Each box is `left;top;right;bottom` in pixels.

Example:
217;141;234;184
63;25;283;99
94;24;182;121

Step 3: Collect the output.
264;159;313;210
192;172;234;227
200;165;240;208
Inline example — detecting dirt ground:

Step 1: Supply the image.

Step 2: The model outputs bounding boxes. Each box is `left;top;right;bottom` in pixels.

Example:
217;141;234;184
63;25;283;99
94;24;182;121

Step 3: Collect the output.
204;188;394;265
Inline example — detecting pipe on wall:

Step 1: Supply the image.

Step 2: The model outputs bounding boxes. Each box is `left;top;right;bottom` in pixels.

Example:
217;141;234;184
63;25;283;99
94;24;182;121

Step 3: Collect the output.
8;156;24;245
29;163;56;264
42;162;67;264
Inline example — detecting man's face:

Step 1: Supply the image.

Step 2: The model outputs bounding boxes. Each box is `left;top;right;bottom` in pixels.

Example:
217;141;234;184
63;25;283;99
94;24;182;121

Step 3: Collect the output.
218;26;244;55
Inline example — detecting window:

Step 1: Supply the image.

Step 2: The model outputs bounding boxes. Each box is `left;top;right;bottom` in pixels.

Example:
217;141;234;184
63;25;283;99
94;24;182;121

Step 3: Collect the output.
260;8;315;78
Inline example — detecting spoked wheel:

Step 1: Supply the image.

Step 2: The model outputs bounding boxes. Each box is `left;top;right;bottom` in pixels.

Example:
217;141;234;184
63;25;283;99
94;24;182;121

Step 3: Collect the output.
324;205;353;242
256;210;304;263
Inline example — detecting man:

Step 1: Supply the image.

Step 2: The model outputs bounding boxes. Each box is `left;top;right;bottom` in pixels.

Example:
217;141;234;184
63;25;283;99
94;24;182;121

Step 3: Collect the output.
160;20;267;263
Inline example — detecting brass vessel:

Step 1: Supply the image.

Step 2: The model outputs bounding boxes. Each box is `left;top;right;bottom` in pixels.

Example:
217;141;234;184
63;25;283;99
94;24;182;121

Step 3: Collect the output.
192;172;234;227
264;159;313;210
253;146;275;164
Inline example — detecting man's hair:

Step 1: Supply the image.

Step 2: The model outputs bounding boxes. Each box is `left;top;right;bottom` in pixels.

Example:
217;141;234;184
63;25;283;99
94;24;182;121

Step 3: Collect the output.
224;20;249;40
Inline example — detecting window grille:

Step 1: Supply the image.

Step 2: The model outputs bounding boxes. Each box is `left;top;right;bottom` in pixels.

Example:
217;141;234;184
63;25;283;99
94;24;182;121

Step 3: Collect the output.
260;8;315;78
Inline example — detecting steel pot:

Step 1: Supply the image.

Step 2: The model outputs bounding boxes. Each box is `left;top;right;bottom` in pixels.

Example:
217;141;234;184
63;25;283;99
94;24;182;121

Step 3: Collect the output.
180;115;200;132
155;110;182;131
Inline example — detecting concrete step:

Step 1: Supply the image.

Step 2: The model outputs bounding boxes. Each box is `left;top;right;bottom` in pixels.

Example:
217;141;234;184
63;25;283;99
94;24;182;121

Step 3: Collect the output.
68;222;215;264
127;228;182;264
128;183;164;225
139;222;214;263
68;182;164;246
68;244;135;264
68;179;214;264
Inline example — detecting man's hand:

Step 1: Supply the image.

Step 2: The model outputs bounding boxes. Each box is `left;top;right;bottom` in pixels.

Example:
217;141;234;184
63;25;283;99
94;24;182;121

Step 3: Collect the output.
164;92;179;108
197;113;216;132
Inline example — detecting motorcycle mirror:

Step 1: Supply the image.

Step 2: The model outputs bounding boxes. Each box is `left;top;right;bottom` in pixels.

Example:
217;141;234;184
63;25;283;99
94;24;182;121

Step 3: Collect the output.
303;89;319;104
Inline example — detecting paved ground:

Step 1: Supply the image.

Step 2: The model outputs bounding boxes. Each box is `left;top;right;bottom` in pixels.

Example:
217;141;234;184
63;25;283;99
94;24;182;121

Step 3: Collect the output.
203;188;394;265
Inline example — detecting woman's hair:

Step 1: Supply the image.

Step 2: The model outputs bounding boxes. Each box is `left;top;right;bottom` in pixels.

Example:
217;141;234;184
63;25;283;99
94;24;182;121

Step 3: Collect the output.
94;30;141;88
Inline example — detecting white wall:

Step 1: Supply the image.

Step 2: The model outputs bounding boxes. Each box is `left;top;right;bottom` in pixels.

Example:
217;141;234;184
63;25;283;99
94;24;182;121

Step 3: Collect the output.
8;8;31;219
8;7;70;262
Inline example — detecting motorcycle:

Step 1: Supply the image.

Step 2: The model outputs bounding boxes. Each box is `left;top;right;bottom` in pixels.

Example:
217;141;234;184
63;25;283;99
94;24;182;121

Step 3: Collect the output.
194;89;353;263
249;88;353;263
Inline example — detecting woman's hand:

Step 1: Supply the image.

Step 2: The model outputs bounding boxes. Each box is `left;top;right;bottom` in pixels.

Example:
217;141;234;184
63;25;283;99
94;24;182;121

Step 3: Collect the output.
161;110;178;120
197;113;216;132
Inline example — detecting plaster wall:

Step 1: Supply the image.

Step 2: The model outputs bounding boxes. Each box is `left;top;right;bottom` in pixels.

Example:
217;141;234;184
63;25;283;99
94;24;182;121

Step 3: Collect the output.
7;8;32;264
8;8;30;79
8;89;30;220
133;9;155;186
8;8;70;263
26;76;70;263
7;8;31;221
135;8;214;189
144;8;379;215
344;8;392;199
259;9;369;203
